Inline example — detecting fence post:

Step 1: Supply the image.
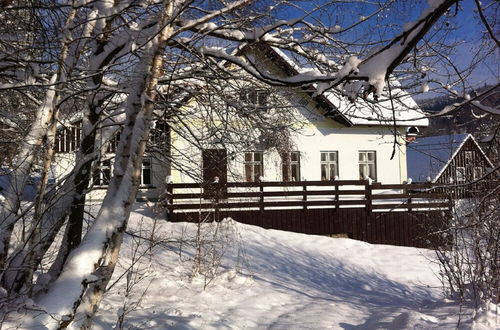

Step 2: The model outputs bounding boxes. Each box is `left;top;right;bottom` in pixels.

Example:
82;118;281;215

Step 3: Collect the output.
166;183;173;220
365;182;372;213
334;182;339;211
259;180;264;212
303;183;307;211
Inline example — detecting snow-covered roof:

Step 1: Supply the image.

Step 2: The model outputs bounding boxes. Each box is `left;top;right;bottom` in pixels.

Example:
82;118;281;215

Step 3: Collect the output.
265;46;428;127
406;134;470;182
323;89;429;126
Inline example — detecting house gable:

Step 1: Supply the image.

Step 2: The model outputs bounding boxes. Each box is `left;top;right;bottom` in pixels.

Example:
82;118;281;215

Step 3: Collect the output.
407;134;494;183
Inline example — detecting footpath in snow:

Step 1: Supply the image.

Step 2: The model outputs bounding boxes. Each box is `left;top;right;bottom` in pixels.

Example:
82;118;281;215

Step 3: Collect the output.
94;204;496;329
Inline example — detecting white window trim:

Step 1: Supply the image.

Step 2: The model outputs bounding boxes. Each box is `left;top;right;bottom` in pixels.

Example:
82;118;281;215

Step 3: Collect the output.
473;166;483;181
282;151;301;181
244;151;263;182
320;151;338;181
359;150;377;181
456;166;466;182
93;158;113;186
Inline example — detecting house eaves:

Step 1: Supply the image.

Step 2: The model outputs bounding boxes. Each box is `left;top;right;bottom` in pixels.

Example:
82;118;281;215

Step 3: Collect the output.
242;43;354;127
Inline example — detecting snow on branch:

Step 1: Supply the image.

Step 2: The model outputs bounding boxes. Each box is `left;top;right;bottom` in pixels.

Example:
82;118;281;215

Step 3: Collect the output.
348;0;459;98
471;101;500;116
198;0;459;100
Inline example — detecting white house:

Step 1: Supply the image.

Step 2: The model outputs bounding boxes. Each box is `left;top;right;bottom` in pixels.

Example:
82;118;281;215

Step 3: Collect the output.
51;45;428;201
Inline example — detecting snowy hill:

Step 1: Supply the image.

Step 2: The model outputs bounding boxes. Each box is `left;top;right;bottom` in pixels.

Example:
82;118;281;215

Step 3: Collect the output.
94;204;496;329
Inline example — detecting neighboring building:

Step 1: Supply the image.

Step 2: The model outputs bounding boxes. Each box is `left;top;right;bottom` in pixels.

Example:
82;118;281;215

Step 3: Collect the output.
406;133;494;185
51;45;429;201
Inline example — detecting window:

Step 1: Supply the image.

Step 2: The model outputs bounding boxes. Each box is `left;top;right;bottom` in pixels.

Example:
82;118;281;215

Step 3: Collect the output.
106;130;121;153
359;151;377;181
140;158;152;186
149;121;169;150
282;152;300;181
456;167;466;182
473;167;483;181
320;151;338;181
93;159;112;186
239;89;268;107
244;152;263;182
464;151;473;164
55;121;82;153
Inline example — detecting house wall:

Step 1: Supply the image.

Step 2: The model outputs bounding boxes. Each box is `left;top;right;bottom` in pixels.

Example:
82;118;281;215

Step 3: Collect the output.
53;151;169;202
167;45;414;186
170;96;409;185
294;123;407;183
435;138;493;185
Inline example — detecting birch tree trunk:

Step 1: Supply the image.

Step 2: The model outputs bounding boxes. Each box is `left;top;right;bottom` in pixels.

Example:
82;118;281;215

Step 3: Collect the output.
0;3;86;292
31;1;176;328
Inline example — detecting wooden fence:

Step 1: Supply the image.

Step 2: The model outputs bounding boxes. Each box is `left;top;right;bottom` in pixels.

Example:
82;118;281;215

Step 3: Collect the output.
165;180;452;248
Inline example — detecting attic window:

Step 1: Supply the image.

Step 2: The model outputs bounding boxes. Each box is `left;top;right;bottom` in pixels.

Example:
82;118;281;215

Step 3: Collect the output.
473;167;483;180
239;89;268;107
464;151;473;164
456;167;465;182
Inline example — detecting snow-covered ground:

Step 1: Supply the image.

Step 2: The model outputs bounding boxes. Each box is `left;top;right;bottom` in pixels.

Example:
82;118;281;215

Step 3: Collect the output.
94;203;498;329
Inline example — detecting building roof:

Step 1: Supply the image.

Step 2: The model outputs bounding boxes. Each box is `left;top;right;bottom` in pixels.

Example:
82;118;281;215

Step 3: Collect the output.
323;88;429;127
406;133;470;182
263;45;428;127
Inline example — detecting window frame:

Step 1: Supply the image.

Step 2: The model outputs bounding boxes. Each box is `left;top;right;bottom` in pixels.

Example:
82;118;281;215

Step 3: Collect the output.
55;121;82;153
93;158;113;186
473;166;483;181
244;151;264;182
282;151;301;182
320;151;339;181
140;157;153;186
239;89;269;108
455;166;466;182
358;150;377;181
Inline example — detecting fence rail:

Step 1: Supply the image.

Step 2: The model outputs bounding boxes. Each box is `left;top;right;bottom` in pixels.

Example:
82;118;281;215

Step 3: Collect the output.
165;180;455;248
166;180;452;214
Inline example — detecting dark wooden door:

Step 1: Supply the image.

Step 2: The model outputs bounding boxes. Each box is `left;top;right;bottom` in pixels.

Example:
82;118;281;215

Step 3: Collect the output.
202;149;227;199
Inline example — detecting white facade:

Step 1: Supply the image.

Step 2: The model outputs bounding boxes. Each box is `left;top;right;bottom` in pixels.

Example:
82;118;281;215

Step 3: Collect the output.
53;147;169;201
170;93;410;186
50;46;425;200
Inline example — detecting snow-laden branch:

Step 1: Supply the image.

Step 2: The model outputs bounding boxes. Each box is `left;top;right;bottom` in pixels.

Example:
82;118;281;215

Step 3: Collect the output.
429;83;500;118
197;0;458;99
471;100;500;116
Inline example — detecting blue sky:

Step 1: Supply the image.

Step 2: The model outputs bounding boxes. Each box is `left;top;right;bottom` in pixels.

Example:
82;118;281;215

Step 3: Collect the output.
275;0;498;89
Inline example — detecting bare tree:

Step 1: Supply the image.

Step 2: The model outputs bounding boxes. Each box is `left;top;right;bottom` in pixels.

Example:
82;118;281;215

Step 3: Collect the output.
0;0;498;328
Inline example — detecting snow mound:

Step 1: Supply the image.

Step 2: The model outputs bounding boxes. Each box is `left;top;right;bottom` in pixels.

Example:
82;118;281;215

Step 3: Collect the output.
389;311;439;329
91;204;495;329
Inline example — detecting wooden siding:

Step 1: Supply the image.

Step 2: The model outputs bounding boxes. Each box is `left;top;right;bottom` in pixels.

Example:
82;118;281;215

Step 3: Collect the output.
435;138;495;197
169;209;448;248
166;180;452;248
